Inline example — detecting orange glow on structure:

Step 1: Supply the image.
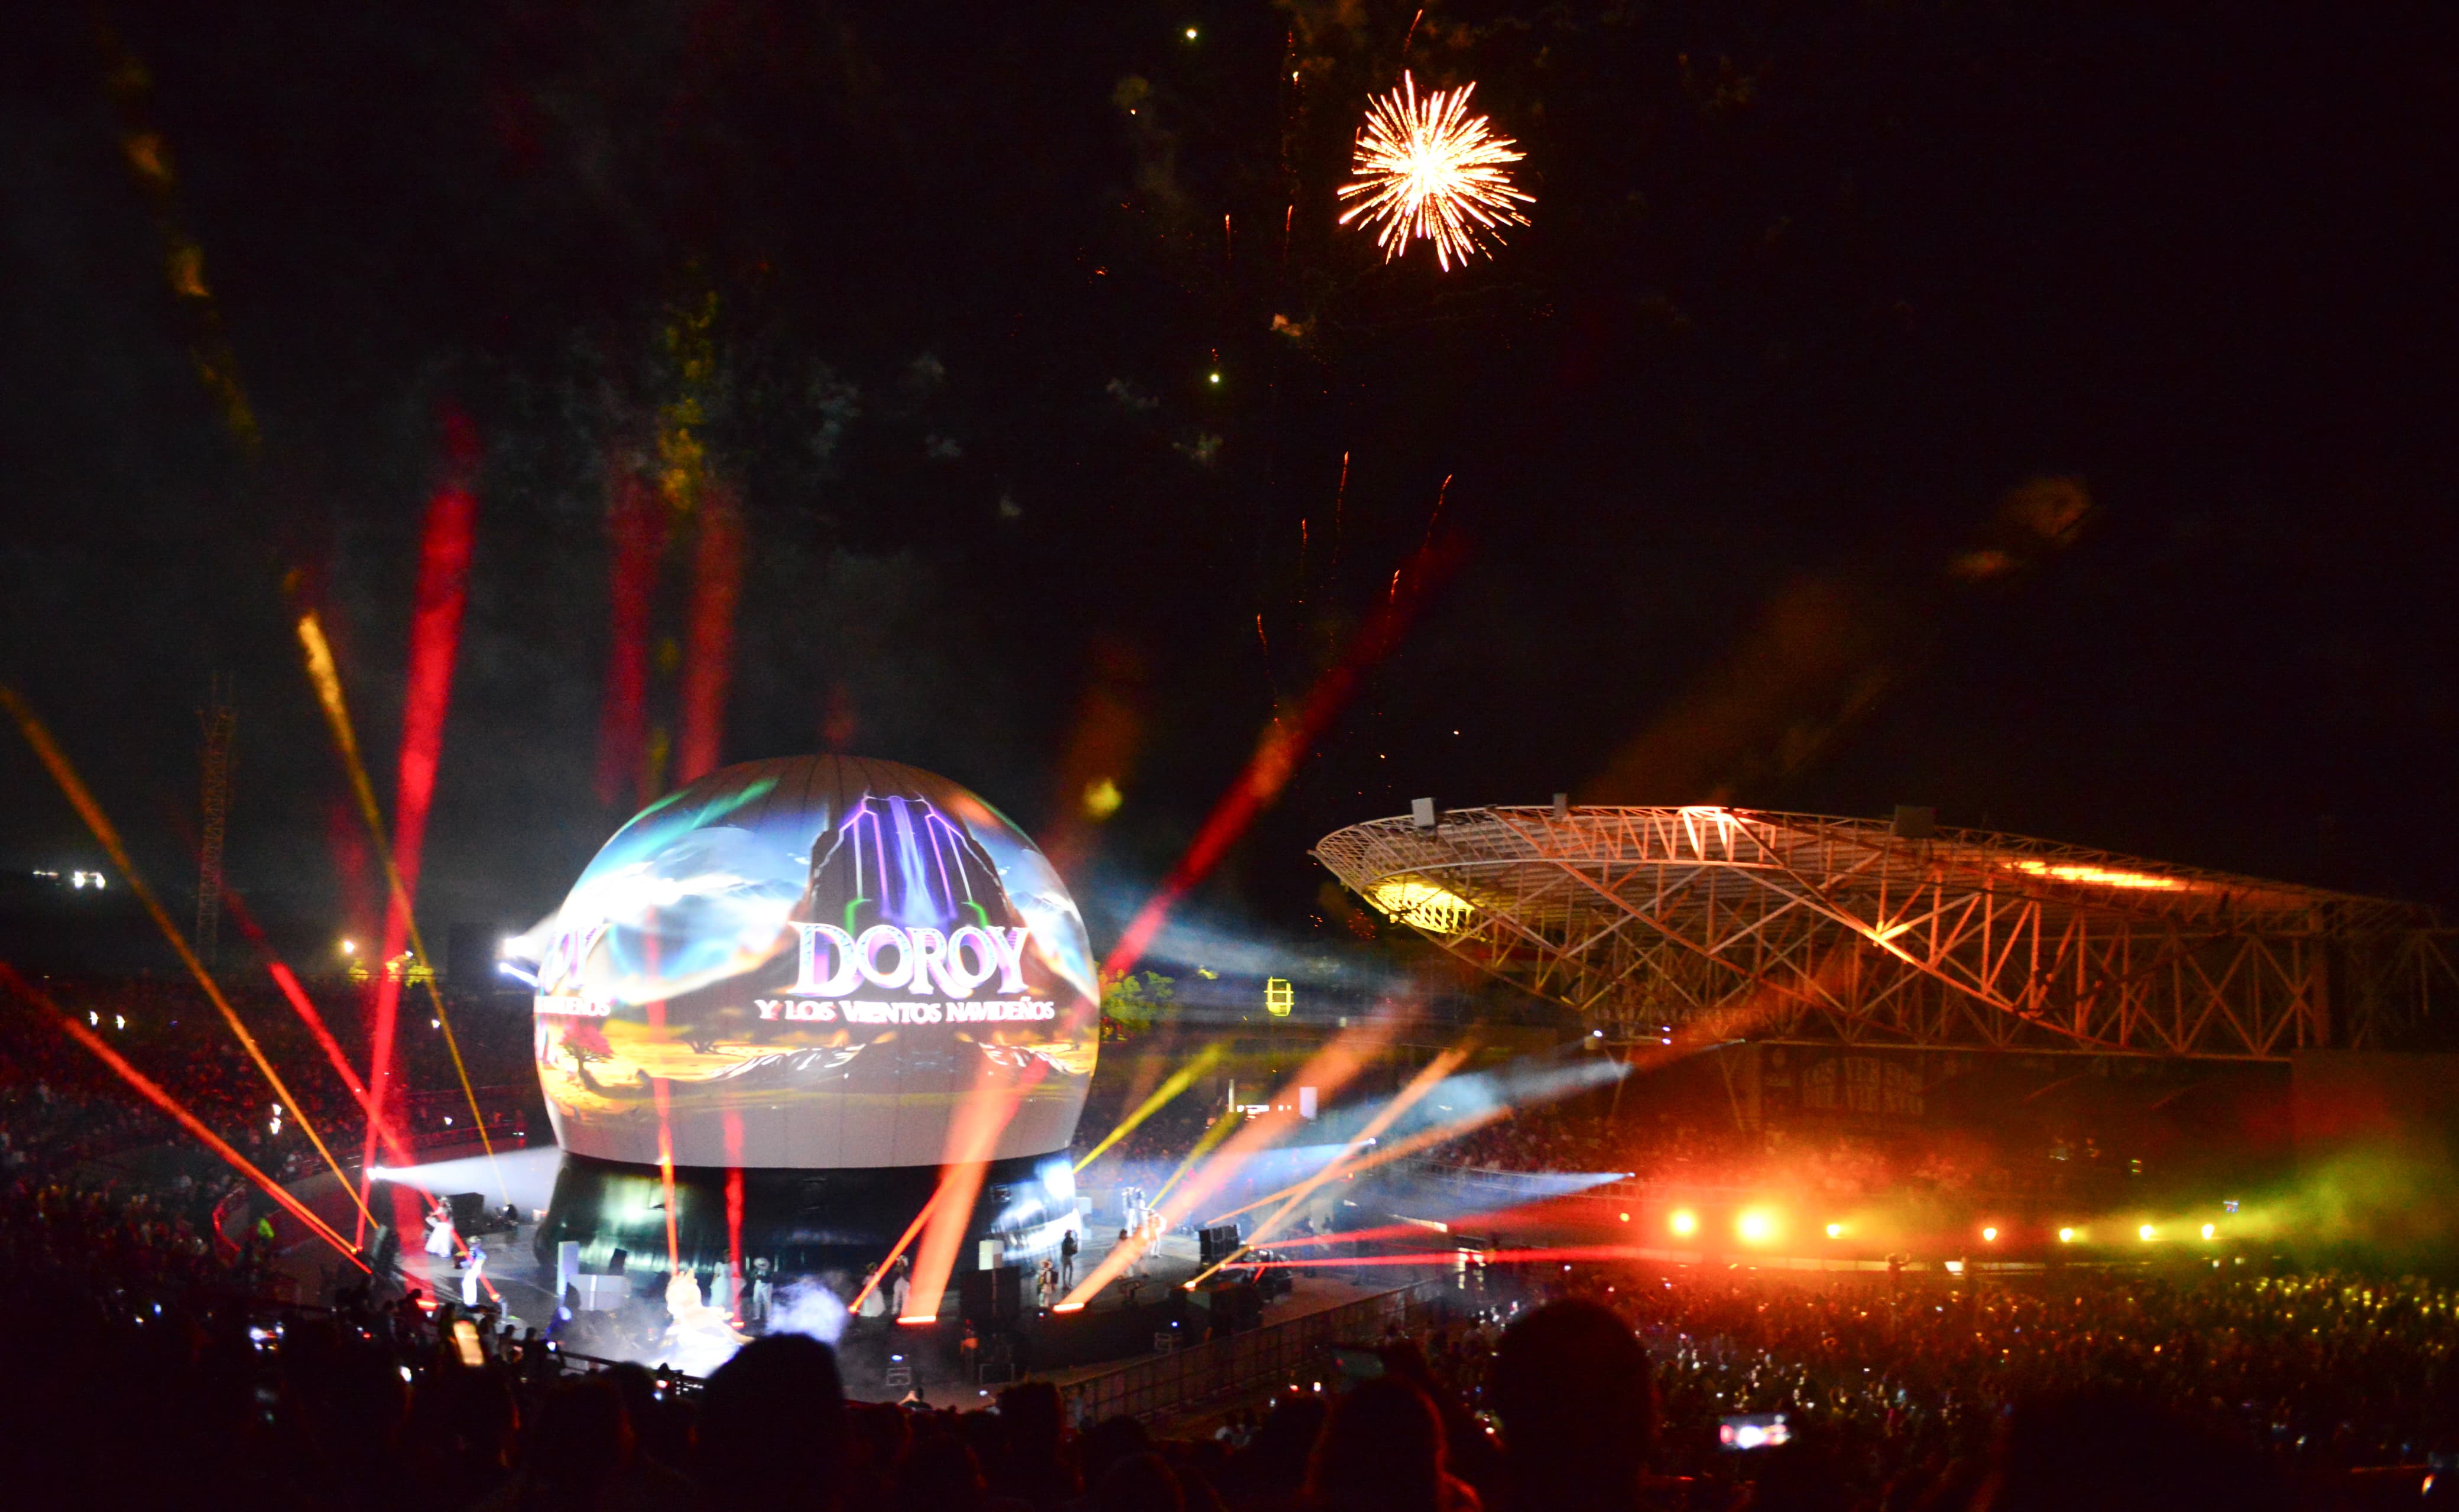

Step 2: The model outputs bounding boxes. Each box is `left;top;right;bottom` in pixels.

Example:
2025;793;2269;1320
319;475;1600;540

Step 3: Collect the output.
2010;858;2185;891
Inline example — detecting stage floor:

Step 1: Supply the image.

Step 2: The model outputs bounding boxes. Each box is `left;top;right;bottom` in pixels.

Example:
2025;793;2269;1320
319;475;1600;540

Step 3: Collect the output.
275;1143;1373;1400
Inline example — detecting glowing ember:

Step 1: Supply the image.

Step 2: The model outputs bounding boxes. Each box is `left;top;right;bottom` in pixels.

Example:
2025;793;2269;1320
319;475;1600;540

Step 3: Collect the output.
1336;72;1532;270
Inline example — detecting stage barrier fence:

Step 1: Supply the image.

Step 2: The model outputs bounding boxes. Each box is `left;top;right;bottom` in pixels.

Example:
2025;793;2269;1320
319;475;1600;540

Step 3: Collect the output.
1057;1277;1447;1426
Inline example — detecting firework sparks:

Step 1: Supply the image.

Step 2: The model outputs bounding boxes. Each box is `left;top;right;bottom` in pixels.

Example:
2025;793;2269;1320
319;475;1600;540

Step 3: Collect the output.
1337;72;1532;270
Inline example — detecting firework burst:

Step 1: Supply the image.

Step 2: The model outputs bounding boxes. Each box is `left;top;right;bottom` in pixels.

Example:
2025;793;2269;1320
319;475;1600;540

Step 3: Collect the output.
1336;72;1532;270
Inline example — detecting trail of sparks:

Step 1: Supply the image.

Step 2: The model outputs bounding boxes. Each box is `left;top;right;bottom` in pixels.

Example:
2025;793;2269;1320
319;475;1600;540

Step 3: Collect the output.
1337;72;1532;271
674;485;744;786
0;961;364;1267
97;21;259;455
1075;1043;1224;1172
595;474;663;807
1105;536;1462;979
1;685;375;1233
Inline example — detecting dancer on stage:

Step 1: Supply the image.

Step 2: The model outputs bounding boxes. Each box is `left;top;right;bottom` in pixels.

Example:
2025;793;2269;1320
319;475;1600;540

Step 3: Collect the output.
423;1196;457;1259
460;1237;486;1309
745;1257;774;1329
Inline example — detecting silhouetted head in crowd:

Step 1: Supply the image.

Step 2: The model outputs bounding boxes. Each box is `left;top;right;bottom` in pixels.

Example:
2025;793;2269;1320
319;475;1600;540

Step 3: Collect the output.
499;1376;632;1508
1078;1414;1156;1490
1094;1451;1185;1512
994;1378;1078;1501
1973;1387;2291;1512
1308;1376;1449;1512
1492;1300;1655;1512
698;1334;849;1507
1232;1394;1330;1492
896;1430;988;1512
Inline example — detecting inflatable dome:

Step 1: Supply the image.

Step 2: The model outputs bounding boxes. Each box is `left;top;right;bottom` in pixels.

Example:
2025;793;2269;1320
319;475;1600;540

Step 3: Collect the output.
528;757;1098;1169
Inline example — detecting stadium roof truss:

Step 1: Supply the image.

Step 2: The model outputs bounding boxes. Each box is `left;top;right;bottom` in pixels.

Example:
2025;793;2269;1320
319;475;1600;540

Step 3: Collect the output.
1314;807;2456;1060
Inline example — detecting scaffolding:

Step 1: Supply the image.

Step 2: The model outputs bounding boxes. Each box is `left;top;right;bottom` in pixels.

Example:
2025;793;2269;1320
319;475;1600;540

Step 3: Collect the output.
1315;806;2455;1060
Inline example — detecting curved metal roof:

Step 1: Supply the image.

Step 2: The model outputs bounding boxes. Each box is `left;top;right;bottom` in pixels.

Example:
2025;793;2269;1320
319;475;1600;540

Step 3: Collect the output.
1315;806;2450;1059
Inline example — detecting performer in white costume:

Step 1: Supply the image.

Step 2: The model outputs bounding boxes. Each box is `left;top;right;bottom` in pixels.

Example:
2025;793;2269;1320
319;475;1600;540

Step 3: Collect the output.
423;1197;457;1259
663;1270;750;1376
460;1239;486;1308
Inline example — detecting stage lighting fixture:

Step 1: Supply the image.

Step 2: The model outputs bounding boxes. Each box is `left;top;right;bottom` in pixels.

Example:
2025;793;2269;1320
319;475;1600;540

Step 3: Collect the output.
1669;1209;1698;1237
2058;1227;2076;1242
1619;1212;1630;1222
2201;1223;2216;1240
1981;1226;1999;1243
1735;1209;1776;1244
2139;1224;2156;1242
1825;1222;1844;1239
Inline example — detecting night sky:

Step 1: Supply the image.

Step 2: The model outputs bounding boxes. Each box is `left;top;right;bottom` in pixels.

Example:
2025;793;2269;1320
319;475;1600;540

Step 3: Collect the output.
4;2;2454;969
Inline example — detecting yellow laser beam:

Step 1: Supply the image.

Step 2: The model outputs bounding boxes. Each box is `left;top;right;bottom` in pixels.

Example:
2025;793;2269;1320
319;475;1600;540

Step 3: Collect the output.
1190;1052;1475;1288
1076;1043;1224;1172
1147;1106;1242;1214
1062;1020;1391;1310
1;684;374;1232
297;613;505;1203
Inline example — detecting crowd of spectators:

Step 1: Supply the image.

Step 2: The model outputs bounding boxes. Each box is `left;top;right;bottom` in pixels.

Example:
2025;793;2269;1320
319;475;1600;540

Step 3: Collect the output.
9;1167;2447;1512
7;982;2454;1508
2;972;535;1183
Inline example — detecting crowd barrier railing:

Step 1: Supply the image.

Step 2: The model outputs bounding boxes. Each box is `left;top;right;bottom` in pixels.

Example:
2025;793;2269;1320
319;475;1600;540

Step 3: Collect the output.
1057;1277;1446;1427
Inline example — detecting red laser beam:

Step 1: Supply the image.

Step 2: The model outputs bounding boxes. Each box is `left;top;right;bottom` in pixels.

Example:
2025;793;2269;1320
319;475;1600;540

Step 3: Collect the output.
674;484;743;786
359;409;479;1235
595;472;663;807
1;684;374;1231
1247;1244;1670;1271
1104;534;1463;976
0;961;366;1268
217;884;407;1157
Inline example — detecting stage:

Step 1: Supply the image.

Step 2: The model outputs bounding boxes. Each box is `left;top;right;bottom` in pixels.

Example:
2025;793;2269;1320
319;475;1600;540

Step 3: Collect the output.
267;1142;1380;1401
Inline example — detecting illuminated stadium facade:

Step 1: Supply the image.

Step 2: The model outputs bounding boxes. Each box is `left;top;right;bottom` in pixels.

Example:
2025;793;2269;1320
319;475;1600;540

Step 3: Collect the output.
1315;806;2455;1060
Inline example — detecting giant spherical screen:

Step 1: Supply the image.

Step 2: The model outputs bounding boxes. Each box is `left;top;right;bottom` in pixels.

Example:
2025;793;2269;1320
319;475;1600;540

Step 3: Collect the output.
529;756;1099;1168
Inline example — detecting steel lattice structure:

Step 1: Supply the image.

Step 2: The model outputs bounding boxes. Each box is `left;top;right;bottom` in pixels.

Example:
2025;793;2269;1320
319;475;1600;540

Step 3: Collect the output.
1314;806;2455;1060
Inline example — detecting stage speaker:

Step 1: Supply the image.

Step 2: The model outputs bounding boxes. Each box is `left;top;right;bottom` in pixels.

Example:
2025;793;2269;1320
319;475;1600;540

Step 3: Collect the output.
961;1266;1022;1325
447;1192;488;1235
1198;1225;1243;1266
